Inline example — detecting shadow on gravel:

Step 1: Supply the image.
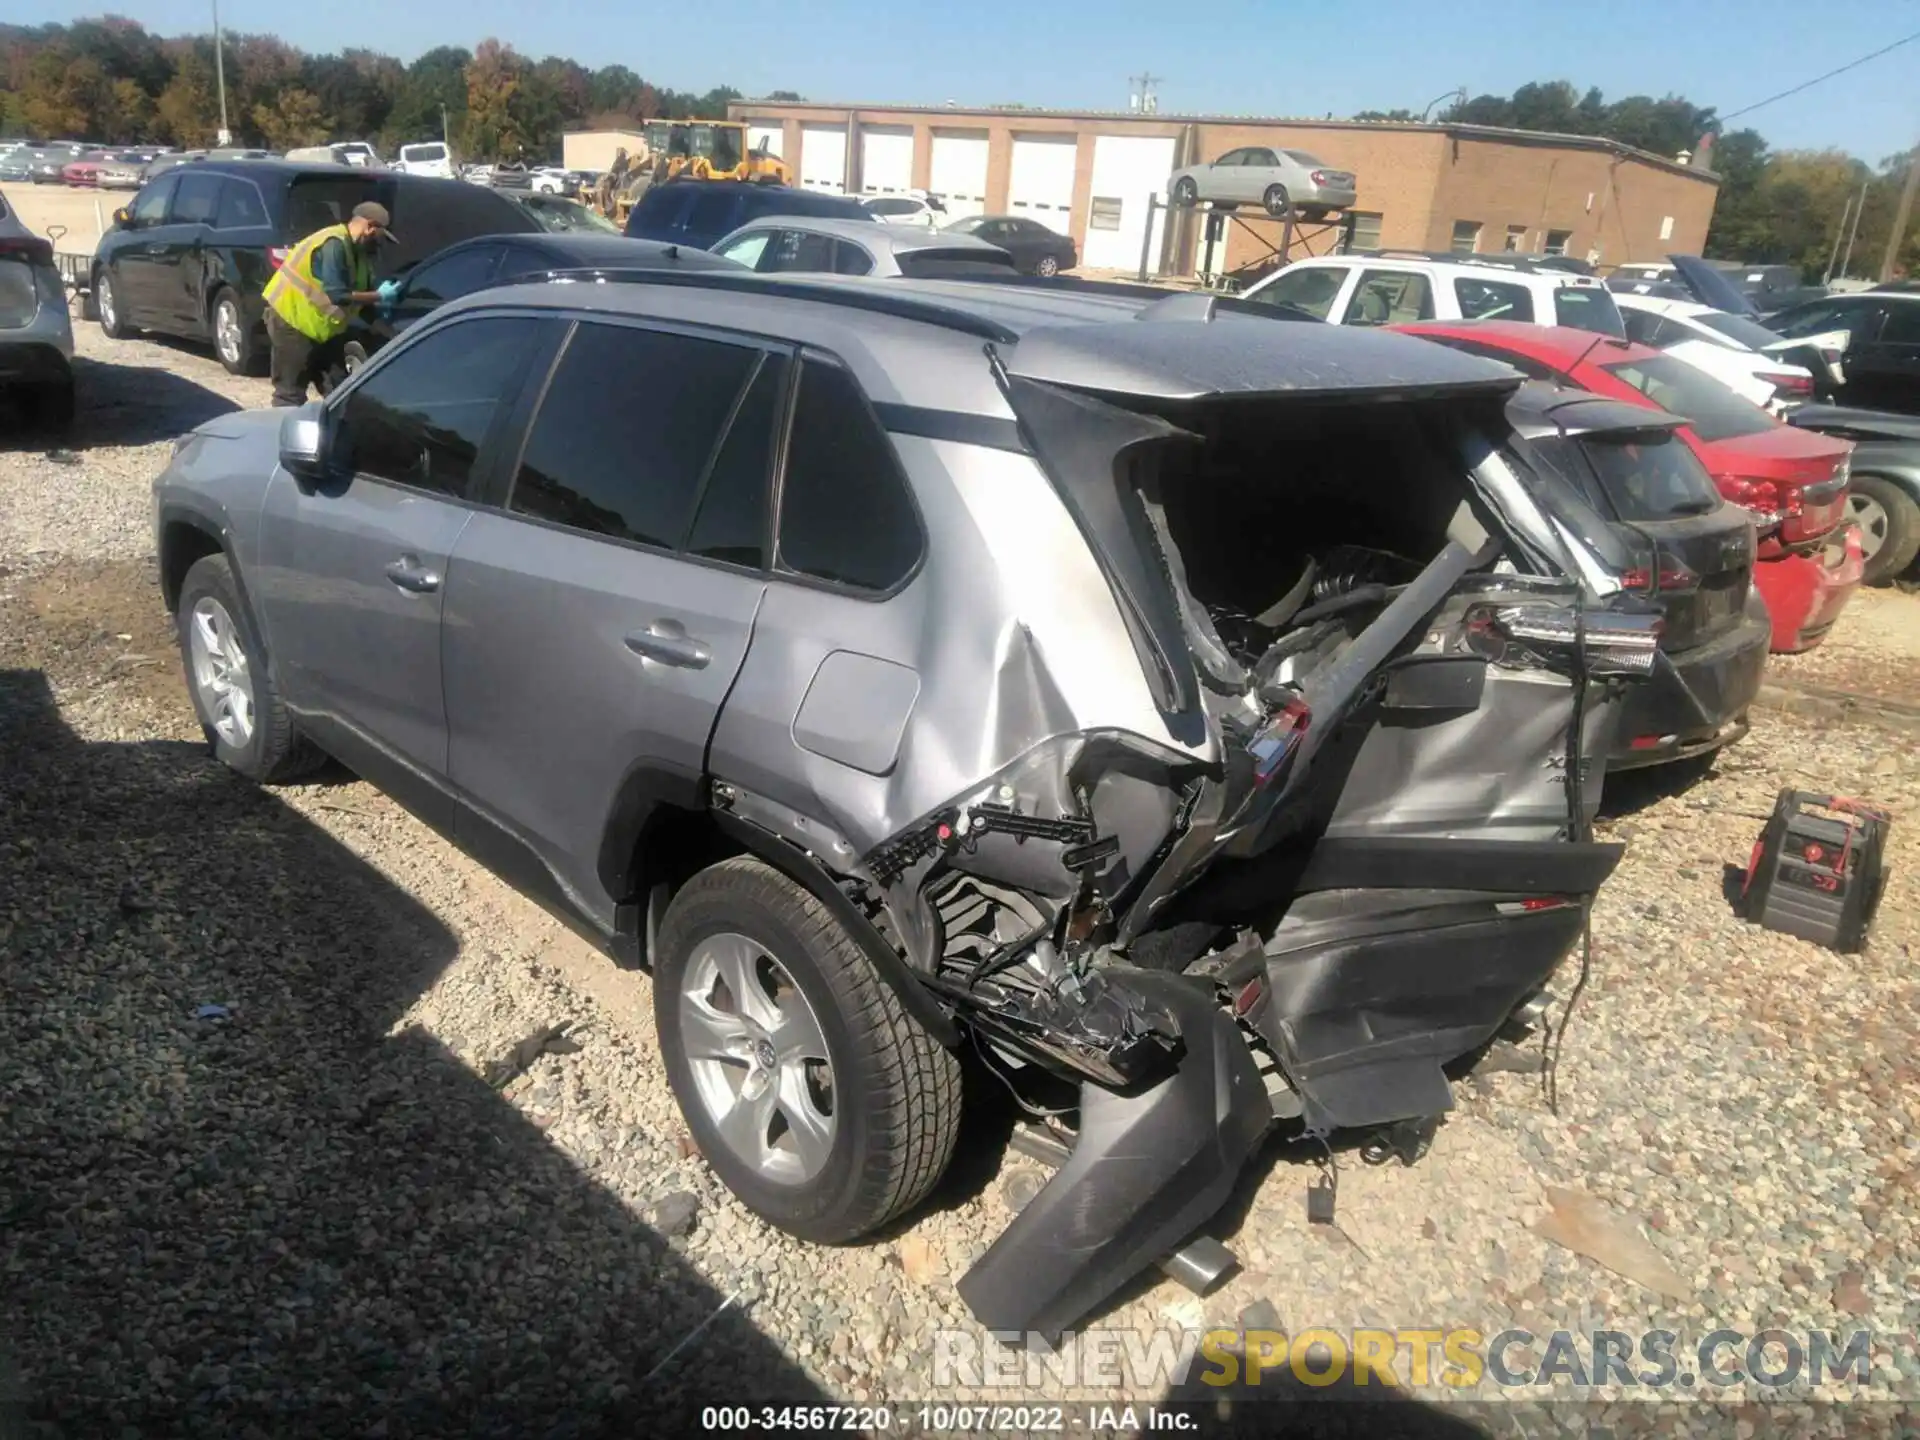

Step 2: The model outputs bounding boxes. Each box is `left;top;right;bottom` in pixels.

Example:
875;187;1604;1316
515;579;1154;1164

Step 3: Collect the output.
0;668;828;1437
1596;752;1718;820
0;357;241;455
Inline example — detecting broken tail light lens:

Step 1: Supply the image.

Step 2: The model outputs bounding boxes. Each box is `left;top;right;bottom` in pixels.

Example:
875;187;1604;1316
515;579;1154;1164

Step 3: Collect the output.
268;246;292;270
1765;370;1813;402
1465;602;1663;677
1248;695;1311;788
1619;556;1699;594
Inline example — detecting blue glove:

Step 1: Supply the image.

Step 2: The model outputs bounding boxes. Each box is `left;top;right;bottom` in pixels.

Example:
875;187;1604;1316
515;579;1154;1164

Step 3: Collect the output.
375;279;403;313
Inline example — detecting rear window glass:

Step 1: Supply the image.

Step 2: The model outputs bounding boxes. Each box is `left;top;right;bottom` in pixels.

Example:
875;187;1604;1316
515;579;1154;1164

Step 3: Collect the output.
896;249;1018;278
1694;310;1781;352
285;176;383;240
1600;354;1776;442
1553;286;1626;337
1578;435;1723;521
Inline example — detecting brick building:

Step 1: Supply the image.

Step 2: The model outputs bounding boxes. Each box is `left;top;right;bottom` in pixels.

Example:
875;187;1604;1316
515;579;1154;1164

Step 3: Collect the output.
721;100;1721;281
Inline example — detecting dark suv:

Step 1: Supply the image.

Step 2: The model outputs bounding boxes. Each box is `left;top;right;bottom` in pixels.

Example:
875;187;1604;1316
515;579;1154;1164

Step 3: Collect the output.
623;179;874;249
91;161;540;374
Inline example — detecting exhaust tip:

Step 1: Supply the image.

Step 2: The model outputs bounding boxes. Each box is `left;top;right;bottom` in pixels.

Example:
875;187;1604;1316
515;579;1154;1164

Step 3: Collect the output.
1159;1236;1238;1295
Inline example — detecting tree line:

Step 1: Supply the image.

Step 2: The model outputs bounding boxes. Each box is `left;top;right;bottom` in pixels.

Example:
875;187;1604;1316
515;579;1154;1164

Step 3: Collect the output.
1361;79;1916;280
0;17;793;162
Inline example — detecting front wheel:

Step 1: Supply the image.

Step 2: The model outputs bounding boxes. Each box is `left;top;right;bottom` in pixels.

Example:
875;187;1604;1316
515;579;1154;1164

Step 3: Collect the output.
96;267;126;338
175;554;325;783
211;288;259;375
655;856;962;1244
1849;474;1920;585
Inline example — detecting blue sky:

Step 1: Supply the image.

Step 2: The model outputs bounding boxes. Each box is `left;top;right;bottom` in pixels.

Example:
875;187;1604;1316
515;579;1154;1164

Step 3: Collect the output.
29;0;1920;162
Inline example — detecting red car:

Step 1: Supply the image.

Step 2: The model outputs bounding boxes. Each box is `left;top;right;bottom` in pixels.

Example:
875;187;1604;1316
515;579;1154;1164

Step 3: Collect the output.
1396;320;1862;652
60;155;104;188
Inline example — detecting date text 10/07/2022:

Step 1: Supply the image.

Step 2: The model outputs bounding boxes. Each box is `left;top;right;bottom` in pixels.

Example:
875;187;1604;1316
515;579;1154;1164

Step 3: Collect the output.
699;1406;1194;1432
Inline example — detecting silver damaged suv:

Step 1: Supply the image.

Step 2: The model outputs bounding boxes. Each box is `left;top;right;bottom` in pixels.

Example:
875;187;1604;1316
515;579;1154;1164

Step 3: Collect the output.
154;269;1658;1335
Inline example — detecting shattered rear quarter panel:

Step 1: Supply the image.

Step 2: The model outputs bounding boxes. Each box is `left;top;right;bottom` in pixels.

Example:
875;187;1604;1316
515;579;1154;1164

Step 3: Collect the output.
705;436;1217;863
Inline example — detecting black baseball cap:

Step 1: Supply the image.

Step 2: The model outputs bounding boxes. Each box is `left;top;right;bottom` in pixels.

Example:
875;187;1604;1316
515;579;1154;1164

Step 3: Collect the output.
351;201;396;242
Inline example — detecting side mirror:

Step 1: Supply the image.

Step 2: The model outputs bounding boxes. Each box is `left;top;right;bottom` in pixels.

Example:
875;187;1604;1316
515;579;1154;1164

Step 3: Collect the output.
113;207;134;227
278;403;328;488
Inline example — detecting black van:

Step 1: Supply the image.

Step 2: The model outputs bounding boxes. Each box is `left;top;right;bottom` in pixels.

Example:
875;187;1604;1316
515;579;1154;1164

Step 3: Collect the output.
623;179;873;250
91;161;539;374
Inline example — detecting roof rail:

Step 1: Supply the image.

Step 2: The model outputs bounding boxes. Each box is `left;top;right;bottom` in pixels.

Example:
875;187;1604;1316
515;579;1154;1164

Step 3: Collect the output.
506;266;1020;343
933;271;1320;323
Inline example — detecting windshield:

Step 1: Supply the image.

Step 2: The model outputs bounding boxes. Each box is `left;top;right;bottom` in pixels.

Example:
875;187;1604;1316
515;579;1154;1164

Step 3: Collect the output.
1694;310;1783;353
1601;354;1777;442
523;195;619;234
1552;286;1626;337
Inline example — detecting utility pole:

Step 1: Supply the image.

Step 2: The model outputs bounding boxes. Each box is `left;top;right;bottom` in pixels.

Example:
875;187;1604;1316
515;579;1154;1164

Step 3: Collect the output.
441;104;450;146
1839;179;1868;280
211;0;230;146
1824;190;1856;283
1881;140;1919;283
1129;72;1162;115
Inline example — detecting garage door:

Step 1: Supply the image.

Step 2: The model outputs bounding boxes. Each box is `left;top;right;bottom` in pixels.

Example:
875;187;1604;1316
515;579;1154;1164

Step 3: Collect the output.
799;124;847;193
746;123;783;159
859;125;914;195
929;130;988;220
1008;135;1077;234
1082;134;1177;270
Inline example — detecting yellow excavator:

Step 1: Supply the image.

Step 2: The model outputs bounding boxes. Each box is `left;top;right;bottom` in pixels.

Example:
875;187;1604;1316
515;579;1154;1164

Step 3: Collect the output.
600;119;791;224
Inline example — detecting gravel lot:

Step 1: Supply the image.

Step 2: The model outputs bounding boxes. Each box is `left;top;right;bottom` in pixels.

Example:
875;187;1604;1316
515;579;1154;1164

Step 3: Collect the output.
4;320;1919;1435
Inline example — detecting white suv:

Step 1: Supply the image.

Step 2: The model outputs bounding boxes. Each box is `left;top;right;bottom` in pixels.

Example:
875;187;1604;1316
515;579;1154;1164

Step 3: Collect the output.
1242;252;1626;336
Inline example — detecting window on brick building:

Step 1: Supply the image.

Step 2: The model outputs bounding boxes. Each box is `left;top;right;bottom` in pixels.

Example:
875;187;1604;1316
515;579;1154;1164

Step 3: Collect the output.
1545;229;1573;256
1504;225;1528;252
1343;211;1381;251
1450;220;1482;253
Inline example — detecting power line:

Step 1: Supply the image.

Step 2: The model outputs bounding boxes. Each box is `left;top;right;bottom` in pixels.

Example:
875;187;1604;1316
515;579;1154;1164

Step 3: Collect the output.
1721;26;1920;122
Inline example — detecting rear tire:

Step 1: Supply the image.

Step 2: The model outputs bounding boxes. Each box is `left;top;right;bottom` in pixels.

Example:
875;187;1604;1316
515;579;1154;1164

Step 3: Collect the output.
1263;184;1292;218
95;267;126;339
655;856;961;1244
211;288;261;376
1171;176;1198;207
175;554;325;784
1848;473;1920;585
1034;254;1059;277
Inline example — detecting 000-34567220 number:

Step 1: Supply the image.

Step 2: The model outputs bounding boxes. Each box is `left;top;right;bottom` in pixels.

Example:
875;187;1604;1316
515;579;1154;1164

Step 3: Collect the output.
698;1405;1071;1431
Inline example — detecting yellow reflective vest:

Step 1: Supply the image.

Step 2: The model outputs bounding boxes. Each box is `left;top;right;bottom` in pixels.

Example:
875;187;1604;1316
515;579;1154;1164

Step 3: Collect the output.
263;224;372;343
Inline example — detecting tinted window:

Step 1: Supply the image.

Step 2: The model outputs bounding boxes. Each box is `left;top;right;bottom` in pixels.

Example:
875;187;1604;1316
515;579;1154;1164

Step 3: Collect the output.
1283;150;1327;167
832;239;874;275
284;176;383;240
1455;277;1534;322
686;354;787;567
777;360;920;590
682;189;743;236
762;228;837;273
897;249;1019;278
404;246;502;303
335;317;535;497
1344;269;1433;325
389;180;532;272
1552;286;1626;337
1578;434;1723;521
1879;303;1920;344
511;323;760;549
867;198;919;216
214;178;268;230
130;174;177;223
1600;355;1776;442
1249;265;1346;319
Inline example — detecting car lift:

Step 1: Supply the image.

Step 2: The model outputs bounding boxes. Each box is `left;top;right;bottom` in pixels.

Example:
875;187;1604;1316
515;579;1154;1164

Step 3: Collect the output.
1138;196;1357;291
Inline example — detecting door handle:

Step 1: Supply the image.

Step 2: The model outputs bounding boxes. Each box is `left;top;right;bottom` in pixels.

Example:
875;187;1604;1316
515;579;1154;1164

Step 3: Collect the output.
624;623;710;669
384;556;441;594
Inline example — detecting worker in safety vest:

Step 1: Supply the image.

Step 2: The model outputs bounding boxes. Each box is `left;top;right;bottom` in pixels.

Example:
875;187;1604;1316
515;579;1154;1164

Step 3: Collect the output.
262;201;399;407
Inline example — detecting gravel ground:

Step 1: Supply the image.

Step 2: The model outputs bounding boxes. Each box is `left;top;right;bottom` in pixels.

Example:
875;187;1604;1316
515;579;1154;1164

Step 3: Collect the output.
4;322;1920;1435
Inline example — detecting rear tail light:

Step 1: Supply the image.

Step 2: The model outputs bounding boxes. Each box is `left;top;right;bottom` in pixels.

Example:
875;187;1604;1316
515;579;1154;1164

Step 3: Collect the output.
1248;695;1311;788
1766;370;1813;400
1310;170;1330;185
268;246;292;269
0;235;55;266
1464;602;1663;677
1619;556;1699;593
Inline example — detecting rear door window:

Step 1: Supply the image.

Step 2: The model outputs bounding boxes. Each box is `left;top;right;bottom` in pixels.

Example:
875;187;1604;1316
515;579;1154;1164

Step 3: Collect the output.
1454;277;1534;322
1600;354;1776;442
509;321;763;550
403;245;504;304
685;353;787;568
1343;269;1433;326
776;359;922;591
285;176;384;239
1878;303;1920;345
1552;285;1627;337
171;171;224;226
213;178;269;230
762;229;837;273
831;239;874;275
682;189;743;239
335;316;538;499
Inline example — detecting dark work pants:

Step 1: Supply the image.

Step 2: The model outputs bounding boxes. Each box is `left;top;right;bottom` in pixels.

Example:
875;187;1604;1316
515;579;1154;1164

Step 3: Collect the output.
267;310;347;408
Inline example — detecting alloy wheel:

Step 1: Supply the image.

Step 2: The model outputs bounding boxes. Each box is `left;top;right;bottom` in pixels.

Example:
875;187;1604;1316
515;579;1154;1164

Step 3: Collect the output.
187;596;256;747
678;932;836;1186
98;274;115;330
215;297;243;366
1848;490;1889;562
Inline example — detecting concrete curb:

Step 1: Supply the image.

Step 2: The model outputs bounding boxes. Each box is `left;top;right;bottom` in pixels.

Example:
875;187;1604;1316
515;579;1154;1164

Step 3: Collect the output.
1754;680;1920;735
